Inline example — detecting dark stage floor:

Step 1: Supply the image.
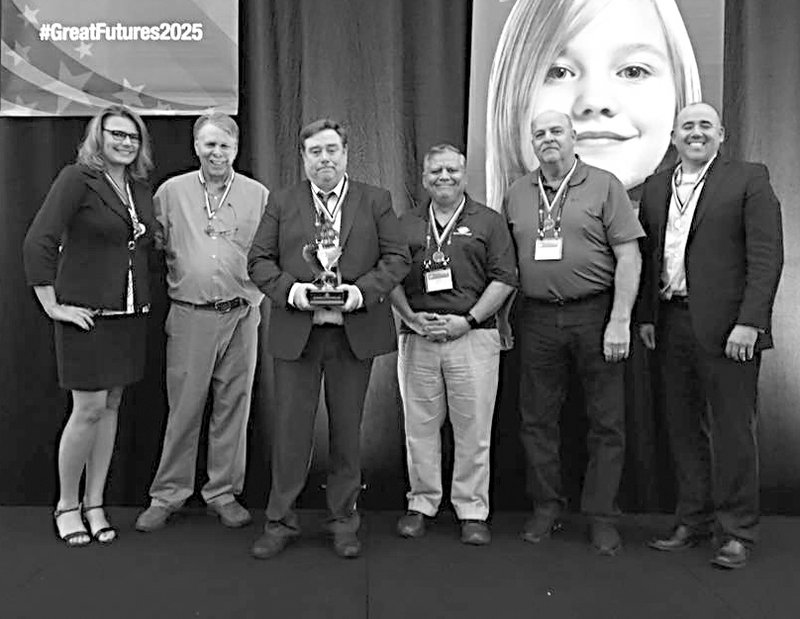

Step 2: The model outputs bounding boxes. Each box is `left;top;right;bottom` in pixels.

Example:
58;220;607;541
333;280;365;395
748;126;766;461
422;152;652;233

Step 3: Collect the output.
1;507;798;619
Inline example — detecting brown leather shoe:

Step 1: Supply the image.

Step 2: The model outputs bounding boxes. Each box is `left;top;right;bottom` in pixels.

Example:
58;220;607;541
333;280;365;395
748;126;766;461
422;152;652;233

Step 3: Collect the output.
648;525;711;552
207;500;252;528
135;505;174;532
397;511;426;538
711;539;749;569
590;521;622;556
521;511;562;543
251;531;296;560
332;531;362;559
460;520;491;546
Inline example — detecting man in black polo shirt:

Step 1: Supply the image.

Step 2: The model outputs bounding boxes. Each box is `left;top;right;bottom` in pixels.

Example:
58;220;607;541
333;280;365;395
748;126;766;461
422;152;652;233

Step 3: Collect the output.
390;144;517;545
504;111;643;555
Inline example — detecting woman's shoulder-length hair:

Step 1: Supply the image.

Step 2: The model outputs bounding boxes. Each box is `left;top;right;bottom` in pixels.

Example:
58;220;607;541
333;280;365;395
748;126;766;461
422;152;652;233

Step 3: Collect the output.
76;104;154;182
485;0;701;210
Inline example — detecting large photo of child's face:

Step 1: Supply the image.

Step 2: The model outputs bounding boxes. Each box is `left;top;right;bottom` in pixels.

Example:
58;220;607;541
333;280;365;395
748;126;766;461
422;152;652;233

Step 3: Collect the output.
467;0;723;210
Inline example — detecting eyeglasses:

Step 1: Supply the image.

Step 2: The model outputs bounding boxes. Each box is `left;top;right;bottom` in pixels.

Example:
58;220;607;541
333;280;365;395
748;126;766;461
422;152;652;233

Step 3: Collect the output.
103;128;141;144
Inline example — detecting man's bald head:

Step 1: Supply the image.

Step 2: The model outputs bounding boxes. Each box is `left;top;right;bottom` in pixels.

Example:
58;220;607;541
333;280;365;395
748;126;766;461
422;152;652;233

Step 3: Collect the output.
532;110;573;134
674;102;721;131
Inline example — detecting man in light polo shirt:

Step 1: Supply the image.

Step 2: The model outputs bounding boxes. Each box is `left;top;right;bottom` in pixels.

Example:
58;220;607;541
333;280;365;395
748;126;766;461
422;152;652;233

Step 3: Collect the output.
504;110;643;555
136;113;269;532
390;144;517;545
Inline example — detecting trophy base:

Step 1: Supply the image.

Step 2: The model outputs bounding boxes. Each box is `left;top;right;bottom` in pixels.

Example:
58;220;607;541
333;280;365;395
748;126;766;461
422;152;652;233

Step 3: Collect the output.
307;288;347;307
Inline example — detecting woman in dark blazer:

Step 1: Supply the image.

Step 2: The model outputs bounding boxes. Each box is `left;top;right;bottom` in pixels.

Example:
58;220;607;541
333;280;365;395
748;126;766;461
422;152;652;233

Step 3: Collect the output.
23;105;156;547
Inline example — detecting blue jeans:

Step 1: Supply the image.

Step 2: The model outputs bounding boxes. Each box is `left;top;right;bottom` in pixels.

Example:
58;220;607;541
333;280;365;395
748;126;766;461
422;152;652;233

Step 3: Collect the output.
518;293;625;520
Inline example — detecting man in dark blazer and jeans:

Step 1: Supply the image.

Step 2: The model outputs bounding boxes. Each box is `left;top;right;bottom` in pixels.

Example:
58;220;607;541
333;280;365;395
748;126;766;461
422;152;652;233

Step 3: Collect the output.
637;103;783;569
247;118;410;559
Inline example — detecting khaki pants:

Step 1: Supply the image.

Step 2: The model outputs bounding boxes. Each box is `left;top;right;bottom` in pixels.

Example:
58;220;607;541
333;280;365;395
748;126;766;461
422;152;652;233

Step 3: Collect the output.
397;329;501;521
149;302;260;508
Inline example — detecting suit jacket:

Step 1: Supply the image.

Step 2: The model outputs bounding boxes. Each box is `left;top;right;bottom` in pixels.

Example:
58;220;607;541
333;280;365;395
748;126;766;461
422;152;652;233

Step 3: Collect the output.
24;163;156;310
637;157;783;354
247;179;411;360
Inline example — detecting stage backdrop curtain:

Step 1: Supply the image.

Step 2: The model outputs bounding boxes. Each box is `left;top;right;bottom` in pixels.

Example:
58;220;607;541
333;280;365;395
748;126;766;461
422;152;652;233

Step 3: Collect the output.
723;0;800;513
3;0;800;515
0;0;470;506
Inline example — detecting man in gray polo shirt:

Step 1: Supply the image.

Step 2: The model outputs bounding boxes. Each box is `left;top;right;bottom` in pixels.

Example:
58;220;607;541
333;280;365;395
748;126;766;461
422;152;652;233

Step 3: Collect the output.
504;110;643;555
136;113;269;531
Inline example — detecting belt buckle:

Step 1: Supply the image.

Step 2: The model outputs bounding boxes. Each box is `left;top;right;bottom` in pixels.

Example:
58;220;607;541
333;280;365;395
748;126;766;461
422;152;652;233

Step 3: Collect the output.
213;299;235;313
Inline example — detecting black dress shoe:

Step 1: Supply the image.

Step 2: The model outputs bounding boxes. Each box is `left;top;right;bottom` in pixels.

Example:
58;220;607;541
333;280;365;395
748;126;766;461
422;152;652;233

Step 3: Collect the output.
711;539;749;569
333;531;361;559
461;520;491;546
590;521;622;556
251;531;296;560
397;511;426;538
648;525;710;552
521;511;562;544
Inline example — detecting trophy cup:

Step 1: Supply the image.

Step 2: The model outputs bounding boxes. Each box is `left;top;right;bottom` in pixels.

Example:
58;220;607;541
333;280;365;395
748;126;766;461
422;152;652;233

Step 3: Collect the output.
302;214;347;307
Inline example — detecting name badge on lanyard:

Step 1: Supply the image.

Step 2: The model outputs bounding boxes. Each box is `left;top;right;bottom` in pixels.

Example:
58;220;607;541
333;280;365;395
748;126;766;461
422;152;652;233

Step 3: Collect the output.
424;267;454;292
534;237;563;261
422;198;465;293
533;160;576;262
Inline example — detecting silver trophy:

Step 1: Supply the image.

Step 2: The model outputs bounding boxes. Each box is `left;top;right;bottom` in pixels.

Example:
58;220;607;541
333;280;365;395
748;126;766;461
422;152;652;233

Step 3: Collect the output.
302;218;346;306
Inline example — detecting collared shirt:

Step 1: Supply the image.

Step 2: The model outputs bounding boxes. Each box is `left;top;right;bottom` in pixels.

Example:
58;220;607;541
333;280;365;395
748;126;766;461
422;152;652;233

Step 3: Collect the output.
154;169;269;306
399;194;518;332
504;158;643;301
310;174;347;237
660;157;716;298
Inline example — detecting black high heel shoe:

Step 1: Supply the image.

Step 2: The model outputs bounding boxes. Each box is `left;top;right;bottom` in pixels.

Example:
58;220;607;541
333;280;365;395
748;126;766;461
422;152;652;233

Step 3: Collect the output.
53;506;91;548
82;505;118;544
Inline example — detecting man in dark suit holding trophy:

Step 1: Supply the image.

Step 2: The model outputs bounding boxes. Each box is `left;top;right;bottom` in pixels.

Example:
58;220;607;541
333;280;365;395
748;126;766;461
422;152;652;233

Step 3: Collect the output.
247;118;410;560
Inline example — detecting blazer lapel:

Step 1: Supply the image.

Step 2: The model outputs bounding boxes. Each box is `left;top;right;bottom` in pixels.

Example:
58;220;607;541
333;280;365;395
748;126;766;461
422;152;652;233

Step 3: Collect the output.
338;181;363;248
299;182;318;242
688;157;725;242
654;170;674;255
84;168;132;226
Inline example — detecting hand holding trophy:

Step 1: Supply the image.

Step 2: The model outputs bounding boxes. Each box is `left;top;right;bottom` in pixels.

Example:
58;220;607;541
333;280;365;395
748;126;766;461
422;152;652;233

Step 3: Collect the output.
302;212;347;307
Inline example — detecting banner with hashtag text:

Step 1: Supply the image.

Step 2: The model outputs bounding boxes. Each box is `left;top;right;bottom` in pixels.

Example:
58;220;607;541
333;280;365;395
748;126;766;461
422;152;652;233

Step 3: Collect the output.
1;0;238;116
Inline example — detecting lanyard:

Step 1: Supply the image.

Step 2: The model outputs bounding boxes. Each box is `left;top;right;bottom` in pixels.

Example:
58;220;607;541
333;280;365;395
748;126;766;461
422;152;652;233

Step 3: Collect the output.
536;159;577;237
425;197;466;264
104;172;144;241
198;170;235;219
671;156;715;215
313;176;349;224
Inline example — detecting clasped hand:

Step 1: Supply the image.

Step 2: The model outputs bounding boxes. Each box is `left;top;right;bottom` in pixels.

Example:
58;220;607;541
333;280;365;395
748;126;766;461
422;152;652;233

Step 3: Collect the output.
408;312;470;342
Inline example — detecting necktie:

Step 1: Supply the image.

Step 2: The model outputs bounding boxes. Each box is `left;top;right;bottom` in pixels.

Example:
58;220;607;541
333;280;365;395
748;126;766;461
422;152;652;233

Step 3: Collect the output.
318;191;338;219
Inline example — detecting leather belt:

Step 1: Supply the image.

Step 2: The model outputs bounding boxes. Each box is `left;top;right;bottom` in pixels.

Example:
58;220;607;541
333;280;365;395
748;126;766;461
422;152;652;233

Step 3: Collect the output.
526;290;610;306
172;298;246;313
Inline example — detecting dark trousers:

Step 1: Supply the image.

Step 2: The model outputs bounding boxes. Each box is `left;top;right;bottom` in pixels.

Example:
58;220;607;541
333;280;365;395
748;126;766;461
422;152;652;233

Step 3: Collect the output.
518;293;625;520
658;302;760;544
266;326;373;536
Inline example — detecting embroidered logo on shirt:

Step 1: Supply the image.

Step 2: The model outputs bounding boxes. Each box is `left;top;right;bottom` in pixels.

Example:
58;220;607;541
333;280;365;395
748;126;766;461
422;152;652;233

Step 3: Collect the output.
453;226;472;236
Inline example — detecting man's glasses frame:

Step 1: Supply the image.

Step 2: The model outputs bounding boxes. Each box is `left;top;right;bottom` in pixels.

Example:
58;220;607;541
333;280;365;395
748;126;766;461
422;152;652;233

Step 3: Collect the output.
103;128;141;144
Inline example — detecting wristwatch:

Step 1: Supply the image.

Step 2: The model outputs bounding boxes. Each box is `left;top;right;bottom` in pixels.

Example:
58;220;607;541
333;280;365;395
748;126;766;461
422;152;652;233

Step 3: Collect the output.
465;313;479;329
